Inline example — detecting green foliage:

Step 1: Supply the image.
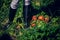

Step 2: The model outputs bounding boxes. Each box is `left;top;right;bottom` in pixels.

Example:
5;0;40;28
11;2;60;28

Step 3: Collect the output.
6;13;60;40
0;0;60;40
13;0;23;23
31;0;54;10
0;0;11;27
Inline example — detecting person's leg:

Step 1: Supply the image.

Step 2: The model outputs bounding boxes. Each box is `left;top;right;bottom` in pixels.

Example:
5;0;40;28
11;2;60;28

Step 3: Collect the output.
23;5;31;28
9;0;19;23
3;0;19;30
23;0;31;28
9;7;17;23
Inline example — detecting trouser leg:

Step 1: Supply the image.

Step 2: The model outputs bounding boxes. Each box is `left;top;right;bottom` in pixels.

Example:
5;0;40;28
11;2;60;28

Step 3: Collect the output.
23;5;31;28
9;0;19;23
9;7;17;23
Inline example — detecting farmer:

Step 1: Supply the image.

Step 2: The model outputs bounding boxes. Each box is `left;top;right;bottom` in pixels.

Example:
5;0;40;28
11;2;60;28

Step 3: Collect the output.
3;0;30;30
